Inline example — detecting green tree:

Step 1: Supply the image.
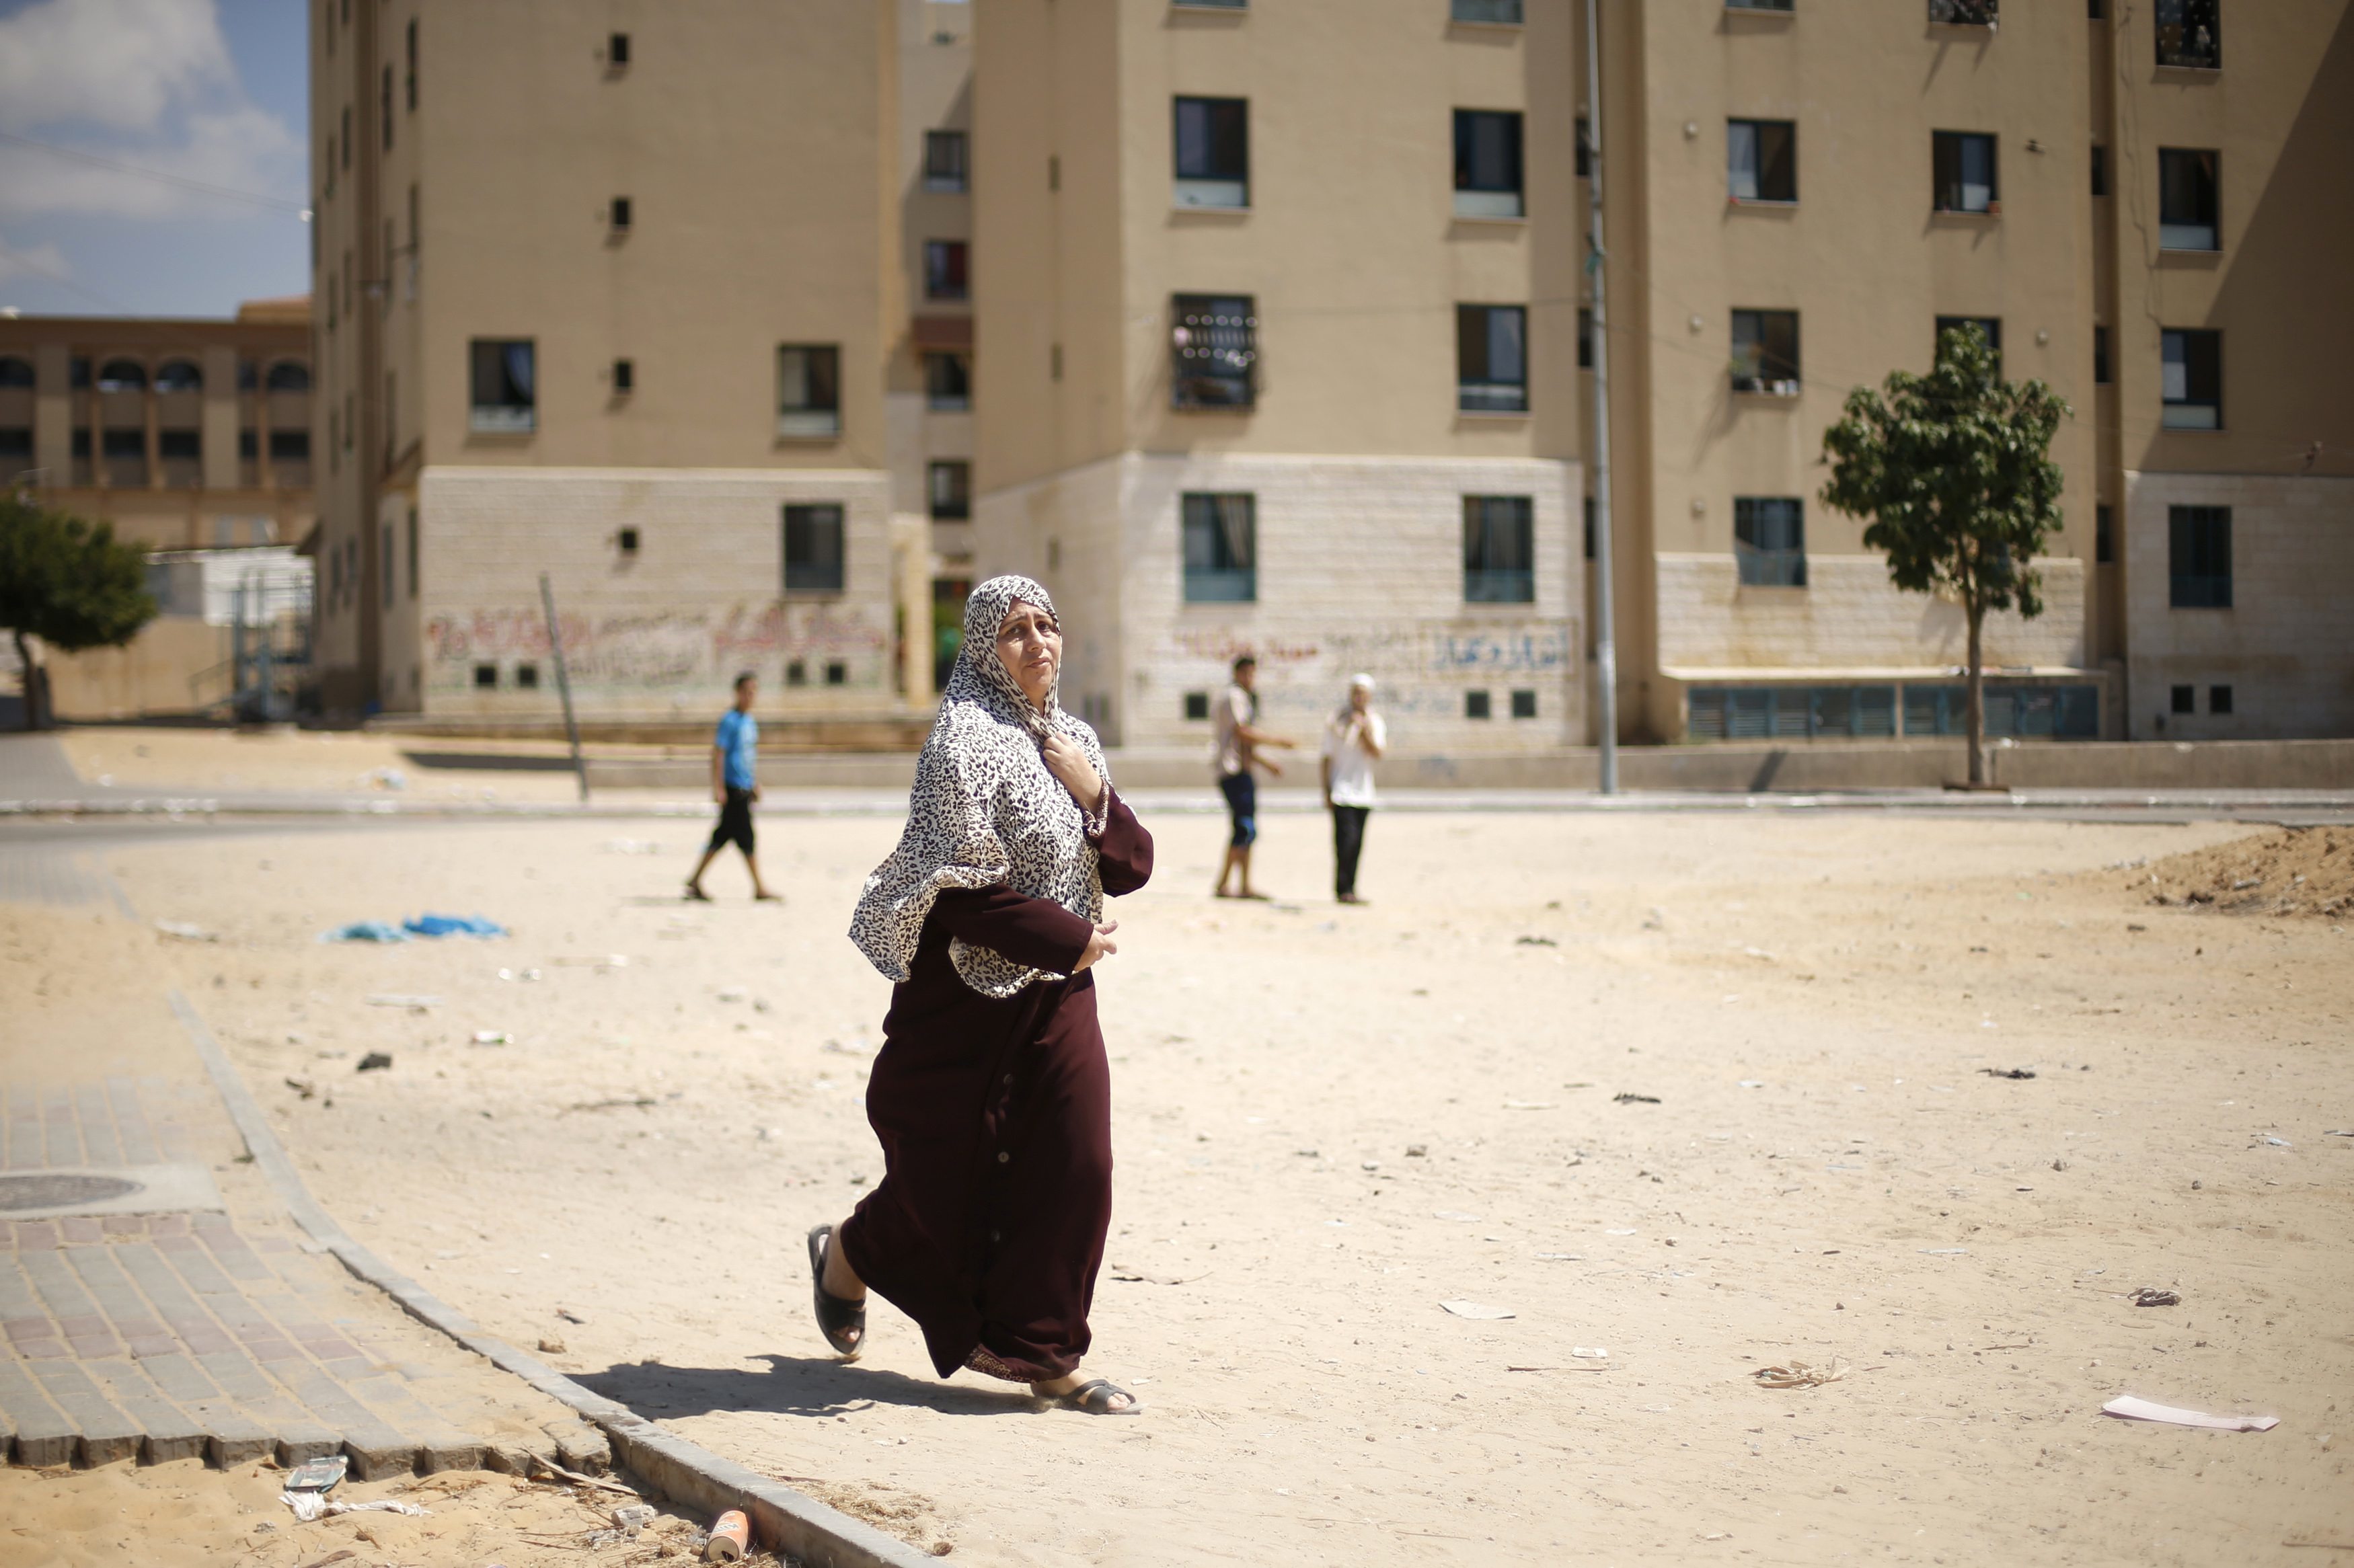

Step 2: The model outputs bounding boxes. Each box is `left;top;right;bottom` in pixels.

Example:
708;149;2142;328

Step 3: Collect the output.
1819;325;2069;786
0;493;159;730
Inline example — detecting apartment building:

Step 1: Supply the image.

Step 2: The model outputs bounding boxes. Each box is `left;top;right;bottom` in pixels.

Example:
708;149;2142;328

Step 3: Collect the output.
309;0;918;722
0;299;313;551
971;0;1587;754
2094;0;2354;740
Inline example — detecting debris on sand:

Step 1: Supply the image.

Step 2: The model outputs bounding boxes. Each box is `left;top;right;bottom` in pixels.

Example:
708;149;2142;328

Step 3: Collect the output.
1981;1068;2037;1081
2102;1395;2277;1432
2131;1288;2180;1307
1753;1358;1849;1388
1614;1092;1662;1105
1439;1299;1516;1320
2138;828;2354;917
356;1052;393;1072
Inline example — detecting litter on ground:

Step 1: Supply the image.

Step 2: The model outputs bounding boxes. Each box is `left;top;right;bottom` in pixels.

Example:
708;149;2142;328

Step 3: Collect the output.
2102;1395;2278;1432
404;913;508;938
322;921;407;943
1440;1299;1516;1320
1753;1358;1850;1388
2131;1288;2181;1306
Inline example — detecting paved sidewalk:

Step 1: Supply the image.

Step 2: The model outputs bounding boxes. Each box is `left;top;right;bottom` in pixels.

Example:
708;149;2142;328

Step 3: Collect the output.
0;868;595;1478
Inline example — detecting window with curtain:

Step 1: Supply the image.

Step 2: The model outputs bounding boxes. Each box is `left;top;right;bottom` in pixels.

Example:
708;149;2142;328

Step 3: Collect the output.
1182;492;1256;602
2158;148;2219;249
2168;505;2231;606
923;351;970;411
1933;131;1998;212
469;340;535;432
784;503;847;594
924;241;968;300
925;130;968;192
777;344;841;437
1734;497;1806;586
1457;305;1528;412
1174;97;1249;208
1463;496;1535;603
1453;110;1524;218
1731;309;1800;393
2161;329;2222;429
1727;120;1796;202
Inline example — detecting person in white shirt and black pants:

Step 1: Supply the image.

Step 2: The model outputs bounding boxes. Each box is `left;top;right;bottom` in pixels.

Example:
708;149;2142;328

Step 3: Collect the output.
1320;674;1386;904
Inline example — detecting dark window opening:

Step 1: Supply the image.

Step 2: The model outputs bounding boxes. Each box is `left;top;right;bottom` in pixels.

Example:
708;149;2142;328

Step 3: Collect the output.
2158;147;2219;250
2168;504;2231;607
1929;0;1998;25
237;429;258;459
929;460;971;521
515;664;539;689
608;32;630;67
613;358;634;394
1464;495;1535;603
1728;119;1796;202
474;664;498;689
1735;497;1806;586
923;240;968;300
1731;309;1800;393
2161;329;2222;430
1510;689;1537;719
1932;130;1998;213
2209;684;2233;715
2094;325;2111;385
1174;97;1249;208
1578;307;1593;369
0;428;34;460
924;351;971;411
159;429;200;459
2155;0;2219;67
1172;294;1256;409
267;360;311;391
784;502;847;594
1453;0;1525;22
825;661;848;687
270;430;311;460
787;660;807;687
1574;116;1589;180
777;344;841;436
469;339;536;432
406;19;418;108
1584;496;1597;561
2090;144;2109;197
609;196;632;231
2171;684;2195;714
617;527;640;555
925;129;968;192
1182;492;1256;602
1457;304;1528;413
381;65;392;149
1466;690;1492;720
2096;504;2114;563
1184;691;1211;721
1453;110;1524;219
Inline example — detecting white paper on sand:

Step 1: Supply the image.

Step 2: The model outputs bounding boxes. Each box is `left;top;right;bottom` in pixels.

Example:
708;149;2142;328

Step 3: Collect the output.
1570;1346;1608;1358
282;1491;432;1522
2101;1395;2279;1432
1439;1299;1515;1320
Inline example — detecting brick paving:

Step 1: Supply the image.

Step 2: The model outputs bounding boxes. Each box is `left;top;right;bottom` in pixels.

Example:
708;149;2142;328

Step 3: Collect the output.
0;1033;583;1475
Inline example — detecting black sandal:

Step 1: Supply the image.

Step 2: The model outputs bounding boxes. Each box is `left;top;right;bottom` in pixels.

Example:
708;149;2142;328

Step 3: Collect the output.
1046;1378;1142;1415
806;1224;866;1359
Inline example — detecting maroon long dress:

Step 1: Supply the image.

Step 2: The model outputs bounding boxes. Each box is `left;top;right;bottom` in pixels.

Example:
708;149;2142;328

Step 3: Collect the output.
836;793;1153;1382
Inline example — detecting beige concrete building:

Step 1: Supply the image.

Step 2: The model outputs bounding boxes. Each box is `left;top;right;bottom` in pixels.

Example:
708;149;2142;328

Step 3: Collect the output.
309;0;925;726
971;0;1587;756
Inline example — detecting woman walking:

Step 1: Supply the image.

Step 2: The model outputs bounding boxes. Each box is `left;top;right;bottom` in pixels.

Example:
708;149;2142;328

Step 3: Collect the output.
813;575;1154;1415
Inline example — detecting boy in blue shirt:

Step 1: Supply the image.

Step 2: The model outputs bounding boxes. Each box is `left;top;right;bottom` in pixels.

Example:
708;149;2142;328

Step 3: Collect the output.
685;672;779;902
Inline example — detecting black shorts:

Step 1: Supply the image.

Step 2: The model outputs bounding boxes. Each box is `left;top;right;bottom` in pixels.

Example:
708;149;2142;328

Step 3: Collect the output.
708;785;756;854
1218;771;1257;849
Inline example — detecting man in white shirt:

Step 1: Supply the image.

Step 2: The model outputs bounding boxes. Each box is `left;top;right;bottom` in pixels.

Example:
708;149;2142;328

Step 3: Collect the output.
1211;654;1295;899
1319;673;1386;904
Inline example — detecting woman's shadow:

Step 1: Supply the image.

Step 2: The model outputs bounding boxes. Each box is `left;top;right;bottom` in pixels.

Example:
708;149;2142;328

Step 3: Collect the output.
578;1353;1038;1420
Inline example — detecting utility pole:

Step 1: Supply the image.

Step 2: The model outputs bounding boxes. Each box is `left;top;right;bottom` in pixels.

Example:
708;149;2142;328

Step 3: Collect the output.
1583;0;1620;794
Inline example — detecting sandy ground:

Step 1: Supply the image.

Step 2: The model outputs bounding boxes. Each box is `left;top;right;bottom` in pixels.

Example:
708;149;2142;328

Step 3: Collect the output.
15;806;2354;1565
0;1454;771;1567
54;728;612;803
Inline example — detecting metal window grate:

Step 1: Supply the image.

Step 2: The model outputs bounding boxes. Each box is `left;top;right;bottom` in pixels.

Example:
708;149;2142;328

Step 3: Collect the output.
1172;296;1256;409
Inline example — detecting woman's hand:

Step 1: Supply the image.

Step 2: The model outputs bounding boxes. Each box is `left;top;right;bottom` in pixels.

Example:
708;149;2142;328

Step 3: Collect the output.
1040;731;1106;814
1072;919;1118;972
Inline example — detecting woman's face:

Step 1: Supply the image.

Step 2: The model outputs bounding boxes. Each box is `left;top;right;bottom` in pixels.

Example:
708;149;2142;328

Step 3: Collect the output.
994;599;1061;709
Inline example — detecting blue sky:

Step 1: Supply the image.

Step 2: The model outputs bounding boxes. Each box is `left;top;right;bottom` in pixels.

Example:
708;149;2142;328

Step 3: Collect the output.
0;0;310;319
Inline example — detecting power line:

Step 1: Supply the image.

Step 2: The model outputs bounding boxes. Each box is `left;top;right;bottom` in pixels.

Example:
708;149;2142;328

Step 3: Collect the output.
0;129;308;214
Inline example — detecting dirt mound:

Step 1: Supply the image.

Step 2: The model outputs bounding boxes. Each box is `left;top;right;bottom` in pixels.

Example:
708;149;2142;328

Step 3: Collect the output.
2131;826;2354;917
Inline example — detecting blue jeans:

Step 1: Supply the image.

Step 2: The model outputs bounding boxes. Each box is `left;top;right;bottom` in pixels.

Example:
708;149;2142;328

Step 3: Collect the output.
1218;771;1257;849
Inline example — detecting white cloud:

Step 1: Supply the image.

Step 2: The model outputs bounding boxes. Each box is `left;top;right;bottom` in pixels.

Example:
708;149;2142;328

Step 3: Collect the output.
0;235;73;284
0;0;301;220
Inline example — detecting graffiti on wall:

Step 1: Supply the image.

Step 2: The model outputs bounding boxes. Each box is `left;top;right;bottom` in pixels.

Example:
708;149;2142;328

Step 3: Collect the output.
424;602;888;691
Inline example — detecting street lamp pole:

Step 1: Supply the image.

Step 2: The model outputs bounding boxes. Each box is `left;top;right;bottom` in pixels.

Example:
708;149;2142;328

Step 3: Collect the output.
1583;0;1620;794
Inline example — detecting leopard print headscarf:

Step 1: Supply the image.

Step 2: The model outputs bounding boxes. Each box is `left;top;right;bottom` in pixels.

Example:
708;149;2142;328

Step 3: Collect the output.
847;575;1114;998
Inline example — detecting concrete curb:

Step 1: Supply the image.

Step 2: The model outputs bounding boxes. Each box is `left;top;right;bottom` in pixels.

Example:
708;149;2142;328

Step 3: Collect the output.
168;990;937;1568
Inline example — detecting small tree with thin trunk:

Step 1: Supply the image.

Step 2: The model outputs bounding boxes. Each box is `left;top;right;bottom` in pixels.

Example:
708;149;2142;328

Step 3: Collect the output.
1819;325;2068;786
0;493;158;730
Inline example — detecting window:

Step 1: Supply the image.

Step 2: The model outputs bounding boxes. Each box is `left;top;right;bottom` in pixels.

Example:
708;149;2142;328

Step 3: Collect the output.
2090;144;2109;197
407;506;419;597
1928;0;1997;23
406;19;418;108
825;661;847;687
0;356;32;387
1453;110;1524;219
924;130;968;192
1453;0;1523;21
6;424;46;461
381;523;394;609
1731;309;1800;394
1694;687;1909;740
1727;120;1796;203
1509;690;1538;719
159;430;200;459
1182;492;1256;602
1463;496;1535;603
2094;325;2111;385
617;526;640;555
515;663;539;689
776;344;841;437
268;361;311;392
786;660;807;687
1577;308;1593;369
2088;0;2105;15
270;430;310;460
1457;305;1528;413
1173;97;1249;208
474;664;497;689
2161;329;2222;429
2156;0;2219;68
154;360;201;392
929;460;971;520
1735;497;1806;586
1726;0;1794;9
1466;691;1492;720
1933;132;1998;213
344;391;354;449
2209;684;2233;715
2168;504;2230;606
924;351;971;411
2096;504;2114;563
1584;496;1596;560
783;502;847;594
1184;692;1211;721
1935;315;2002;375
2158;149;2219;250
469;339;535;432
381;66;392;149
608;31;630;68
1574;116;1589;179
98;359;146;392
2170;684;2195;713
609;196;632;231
1171;295;1256;409
923;240;968;300
611;358;634;395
